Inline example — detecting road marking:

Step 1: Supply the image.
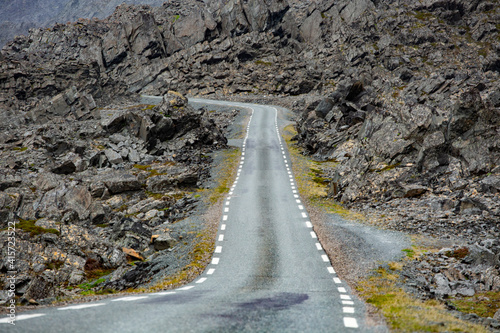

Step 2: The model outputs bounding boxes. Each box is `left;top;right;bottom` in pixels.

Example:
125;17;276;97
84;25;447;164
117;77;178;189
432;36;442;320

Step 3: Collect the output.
224;207;229;212
294;195;299;198
212;258;220;265
0;314;46;323
242;152;245;156
343;307;355;313
321;255;329;262
298;205;304;210
296;199;301;203
112;296;148;302
226;201;230;206
292;190;297;193
221;224;226;230
223;215;228;221
215;246;222;253
327;267;336;274
302;212;308;218
154;291;176;296
196;277;207;284
178;286;195;291
338;287;347;293
334;277;342;284
284;160;287;163
340;295;352;300
229;191;233;195
344;317;359;328
342;300;354;305
207;268;215;275
218;235;224;241
292;186;296;189
58;303;105;310
315;243;322;250
305;221;313;228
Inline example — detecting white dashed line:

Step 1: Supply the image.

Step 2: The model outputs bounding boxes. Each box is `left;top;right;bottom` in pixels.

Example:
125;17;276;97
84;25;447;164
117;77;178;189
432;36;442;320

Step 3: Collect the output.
315;243;322;250
321;255;329;262
207;268;215;275
343;307;355;313
58;303;105;310
178;286;195;291
112;296;148;302
344;317;359;328
154;291;176;296
305;221;313;228
310;232;317;239
196;277;207;284
0;314;46;323
223;215;228;221
340;295;352;300
212;258;220;265
338;287;347;293
333;277;342;284
218;235;224;241
221;224;226;230
342;300;354;305
298;205;304;210
327;267;336;274
224;207;229;212
302;212;308;218
215;246;222;253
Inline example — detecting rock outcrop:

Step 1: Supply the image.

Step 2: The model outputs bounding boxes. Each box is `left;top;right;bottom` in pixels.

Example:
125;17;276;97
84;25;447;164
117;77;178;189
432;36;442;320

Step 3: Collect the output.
0;91;233;303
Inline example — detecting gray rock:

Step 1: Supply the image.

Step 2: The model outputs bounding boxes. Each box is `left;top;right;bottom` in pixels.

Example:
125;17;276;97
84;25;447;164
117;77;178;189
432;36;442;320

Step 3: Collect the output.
152;233;177;251
101;173;142;194
433;273;451;298
104;149;123;165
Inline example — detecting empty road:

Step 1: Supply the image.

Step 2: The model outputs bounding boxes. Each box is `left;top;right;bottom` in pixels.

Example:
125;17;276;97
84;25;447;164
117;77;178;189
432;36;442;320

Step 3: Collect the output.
2;99;370;332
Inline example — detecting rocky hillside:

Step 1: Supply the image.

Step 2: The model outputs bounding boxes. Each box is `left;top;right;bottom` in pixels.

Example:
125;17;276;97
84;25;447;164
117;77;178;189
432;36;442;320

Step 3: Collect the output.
0;0;167;48
0;0;499;326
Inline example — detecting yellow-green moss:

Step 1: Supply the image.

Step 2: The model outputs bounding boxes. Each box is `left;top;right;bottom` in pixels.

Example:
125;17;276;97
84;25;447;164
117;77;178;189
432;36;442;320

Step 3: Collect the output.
16;218;60;237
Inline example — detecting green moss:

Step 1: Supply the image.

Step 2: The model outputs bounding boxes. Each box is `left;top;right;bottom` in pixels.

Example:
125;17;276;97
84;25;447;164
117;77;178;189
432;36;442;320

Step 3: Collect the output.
13;147;28;152
255;60;272;66
16;218;60;237
413;11;434;21
450;291;500;318
358;267;488;332
46;260;65;270
172;14;180;23
402;248;415;258
86;268;114;281
141;104;155;111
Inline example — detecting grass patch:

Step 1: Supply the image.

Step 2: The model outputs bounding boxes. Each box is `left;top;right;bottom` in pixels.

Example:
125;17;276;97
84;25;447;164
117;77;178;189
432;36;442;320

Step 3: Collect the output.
16;218;60;237
357;267;488;332
255;60;272;66
204;148;240;204
13;147;28;152
402;248;415;258
450;291;500;319
444;247;469;259
147;229;215;292
282;125;363;221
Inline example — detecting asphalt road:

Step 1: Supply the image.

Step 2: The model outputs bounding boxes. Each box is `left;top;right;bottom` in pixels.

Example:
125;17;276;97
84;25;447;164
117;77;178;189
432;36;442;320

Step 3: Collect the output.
2;99;372;332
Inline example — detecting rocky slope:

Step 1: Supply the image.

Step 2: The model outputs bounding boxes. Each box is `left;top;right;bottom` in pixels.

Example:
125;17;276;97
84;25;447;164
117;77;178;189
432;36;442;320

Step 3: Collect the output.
0;0;168;48
0;0;499;326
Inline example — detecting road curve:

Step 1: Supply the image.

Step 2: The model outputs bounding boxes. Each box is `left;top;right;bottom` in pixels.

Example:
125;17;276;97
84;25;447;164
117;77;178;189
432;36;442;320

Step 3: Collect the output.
2;99;371;332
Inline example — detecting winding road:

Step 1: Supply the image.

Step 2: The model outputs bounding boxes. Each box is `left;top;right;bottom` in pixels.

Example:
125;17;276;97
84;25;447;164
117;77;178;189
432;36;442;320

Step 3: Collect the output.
2;99;370;332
